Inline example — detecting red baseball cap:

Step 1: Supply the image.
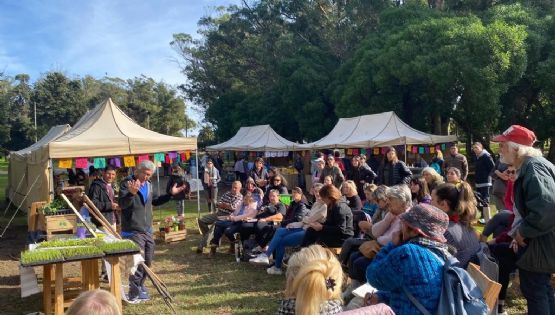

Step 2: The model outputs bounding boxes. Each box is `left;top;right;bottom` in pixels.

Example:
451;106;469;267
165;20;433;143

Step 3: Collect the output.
492;125;536;146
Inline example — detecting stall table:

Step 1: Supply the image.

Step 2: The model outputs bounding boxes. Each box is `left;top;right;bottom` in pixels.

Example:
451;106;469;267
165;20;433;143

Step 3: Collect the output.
38;251;137;315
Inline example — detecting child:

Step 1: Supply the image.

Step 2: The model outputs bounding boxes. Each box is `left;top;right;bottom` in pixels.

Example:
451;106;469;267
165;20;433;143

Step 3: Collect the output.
166;165;190;217
361;184;378;218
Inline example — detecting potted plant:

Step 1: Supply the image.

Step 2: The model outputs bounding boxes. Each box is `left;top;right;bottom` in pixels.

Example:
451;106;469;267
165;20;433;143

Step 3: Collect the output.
164;216;177;233
177;216;185;231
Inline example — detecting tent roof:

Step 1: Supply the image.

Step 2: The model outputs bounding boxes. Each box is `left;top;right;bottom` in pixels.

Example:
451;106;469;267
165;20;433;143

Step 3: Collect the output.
302;111;457;149
12;124;71;157
207;125;303;151
48;98;197;158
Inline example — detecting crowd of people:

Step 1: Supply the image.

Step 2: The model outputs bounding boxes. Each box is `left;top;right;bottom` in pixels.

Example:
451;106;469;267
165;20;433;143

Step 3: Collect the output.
80;125;554;314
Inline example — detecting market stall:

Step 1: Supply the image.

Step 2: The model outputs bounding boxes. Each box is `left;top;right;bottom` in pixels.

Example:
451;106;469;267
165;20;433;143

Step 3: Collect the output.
7;98;198;213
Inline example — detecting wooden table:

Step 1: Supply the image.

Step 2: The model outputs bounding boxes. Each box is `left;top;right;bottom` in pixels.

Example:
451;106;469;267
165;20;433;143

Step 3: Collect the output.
41;253;133;315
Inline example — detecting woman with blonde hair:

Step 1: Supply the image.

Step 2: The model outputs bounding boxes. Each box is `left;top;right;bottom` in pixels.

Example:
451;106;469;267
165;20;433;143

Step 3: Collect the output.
341;180;362;211
277;245;343;314
421;166;444;192
65;289;120;315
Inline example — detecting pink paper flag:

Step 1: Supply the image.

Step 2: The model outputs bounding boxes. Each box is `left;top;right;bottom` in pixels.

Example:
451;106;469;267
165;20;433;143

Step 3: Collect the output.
75;158;88;169
353;149;359;155
137;154;150;163
412;146;418;153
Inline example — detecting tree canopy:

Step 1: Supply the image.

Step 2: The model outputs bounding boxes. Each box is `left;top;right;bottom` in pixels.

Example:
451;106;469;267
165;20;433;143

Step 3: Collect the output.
172;0;555;157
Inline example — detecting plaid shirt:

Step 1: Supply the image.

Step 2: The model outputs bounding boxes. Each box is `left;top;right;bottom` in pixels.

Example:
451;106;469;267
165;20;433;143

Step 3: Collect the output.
277;298;342;315
217;191;243;215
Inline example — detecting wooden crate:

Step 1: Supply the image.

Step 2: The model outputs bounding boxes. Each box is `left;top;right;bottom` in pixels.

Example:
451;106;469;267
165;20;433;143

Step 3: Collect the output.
44;214;78;237
156;229;187;243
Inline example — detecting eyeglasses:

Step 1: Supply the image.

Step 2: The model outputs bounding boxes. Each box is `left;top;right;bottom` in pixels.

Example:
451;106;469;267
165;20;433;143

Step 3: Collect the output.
274;179;281;182
507;170;515;175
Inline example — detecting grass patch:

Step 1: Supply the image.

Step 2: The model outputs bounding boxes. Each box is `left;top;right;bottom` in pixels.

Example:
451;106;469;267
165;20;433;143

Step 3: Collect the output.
20;248;64;266
37;238;98;248
60;246;104;259
98;240;139;254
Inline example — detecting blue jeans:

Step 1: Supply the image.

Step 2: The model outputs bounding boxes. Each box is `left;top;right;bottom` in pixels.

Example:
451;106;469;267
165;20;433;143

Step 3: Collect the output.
265;227;305;269
519;268;555;315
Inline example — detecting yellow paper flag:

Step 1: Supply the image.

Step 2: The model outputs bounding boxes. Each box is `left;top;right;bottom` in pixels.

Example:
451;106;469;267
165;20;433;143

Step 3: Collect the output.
124;156;136;167
58;159;72;168
430;147;435;154
347;148;353;155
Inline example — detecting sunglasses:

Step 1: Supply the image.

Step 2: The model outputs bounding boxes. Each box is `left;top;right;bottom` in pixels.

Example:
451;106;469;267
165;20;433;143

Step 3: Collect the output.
507;170;516;175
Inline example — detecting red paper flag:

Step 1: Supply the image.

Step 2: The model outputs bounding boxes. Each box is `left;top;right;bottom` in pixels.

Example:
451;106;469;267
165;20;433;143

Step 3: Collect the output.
75;158;88;169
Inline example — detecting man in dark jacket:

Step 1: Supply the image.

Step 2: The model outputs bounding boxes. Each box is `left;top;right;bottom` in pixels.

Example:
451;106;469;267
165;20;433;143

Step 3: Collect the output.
119;160;184;302
494;125;555;315
443;144;469;180
349;155;377;200
88;165;118;227
472;142;495;223
320;155;345;188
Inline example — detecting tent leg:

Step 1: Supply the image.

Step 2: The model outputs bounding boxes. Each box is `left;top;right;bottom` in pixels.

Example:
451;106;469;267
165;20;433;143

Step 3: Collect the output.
48;159;54;202
195;149;200;218
404;143;407;164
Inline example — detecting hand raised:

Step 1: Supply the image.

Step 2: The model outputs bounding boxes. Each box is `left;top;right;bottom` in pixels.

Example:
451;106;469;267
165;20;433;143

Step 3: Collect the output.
127;180;140;195
170;183;185;195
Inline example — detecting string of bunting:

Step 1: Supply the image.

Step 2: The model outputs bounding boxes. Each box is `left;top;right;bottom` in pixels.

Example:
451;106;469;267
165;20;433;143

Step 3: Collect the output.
56;150;193;169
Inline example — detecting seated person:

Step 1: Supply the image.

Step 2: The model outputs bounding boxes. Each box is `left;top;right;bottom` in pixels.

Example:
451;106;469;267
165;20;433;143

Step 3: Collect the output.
65;289;121;315
263;174;288;205
301;185;353;248
248;187;308;273
242;177;264;208
431;182;481;268
239;189;286;247
277;245;344;314
347;185;412;287
409;176;432;205
360;184;378;218
365;204;450;314
209;193;258;255
196;181;243;253
342;180;362;211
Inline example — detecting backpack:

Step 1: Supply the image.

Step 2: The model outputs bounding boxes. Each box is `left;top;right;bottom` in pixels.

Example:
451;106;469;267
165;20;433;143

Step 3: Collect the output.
403;251;489;315
430;162;442;175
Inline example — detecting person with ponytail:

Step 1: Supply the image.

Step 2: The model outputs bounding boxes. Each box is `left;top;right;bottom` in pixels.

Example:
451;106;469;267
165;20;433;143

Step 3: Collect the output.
431;182;481;267
277;245;344;314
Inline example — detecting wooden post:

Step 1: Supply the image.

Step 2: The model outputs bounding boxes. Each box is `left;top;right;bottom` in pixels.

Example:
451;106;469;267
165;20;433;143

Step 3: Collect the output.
54;263;64;315
43;264;52;315
108;256;123;314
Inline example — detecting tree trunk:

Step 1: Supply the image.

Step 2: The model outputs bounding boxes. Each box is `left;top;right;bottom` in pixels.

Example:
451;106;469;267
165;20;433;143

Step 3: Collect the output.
433;112;442;134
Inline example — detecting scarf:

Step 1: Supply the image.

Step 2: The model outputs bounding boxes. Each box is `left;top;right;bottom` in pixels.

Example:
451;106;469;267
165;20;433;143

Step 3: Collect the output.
408;236;451;258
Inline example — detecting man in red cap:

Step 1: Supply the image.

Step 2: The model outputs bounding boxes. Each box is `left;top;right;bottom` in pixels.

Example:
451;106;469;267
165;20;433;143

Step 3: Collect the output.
493;125;555;315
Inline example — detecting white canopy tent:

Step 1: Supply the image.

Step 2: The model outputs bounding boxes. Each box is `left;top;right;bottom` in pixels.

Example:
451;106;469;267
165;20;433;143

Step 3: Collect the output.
8;124;71;209
7;98;199;212
207;124;304;152
301;111;457;149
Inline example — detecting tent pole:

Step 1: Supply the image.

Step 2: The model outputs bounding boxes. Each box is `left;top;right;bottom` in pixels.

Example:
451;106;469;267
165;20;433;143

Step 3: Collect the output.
195;149;200;218
156;165;160;195
404;142;407;164
48;159;54;202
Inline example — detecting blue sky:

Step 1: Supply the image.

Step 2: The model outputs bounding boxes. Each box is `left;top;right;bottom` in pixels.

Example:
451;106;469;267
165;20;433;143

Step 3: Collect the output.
0;0;240;129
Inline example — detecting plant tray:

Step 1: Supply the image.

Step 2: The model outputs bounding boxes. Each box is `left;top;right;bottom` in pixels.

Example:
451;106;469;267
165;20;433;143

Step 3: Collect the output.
103;248;141;256
20;258;65;267
62;253;105;263
44;209;73;216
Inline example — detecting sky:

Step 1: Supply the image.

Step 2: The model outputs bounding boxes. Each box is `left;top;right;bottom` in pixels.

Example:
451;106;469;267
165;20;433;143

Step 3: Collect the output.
0;0;241;132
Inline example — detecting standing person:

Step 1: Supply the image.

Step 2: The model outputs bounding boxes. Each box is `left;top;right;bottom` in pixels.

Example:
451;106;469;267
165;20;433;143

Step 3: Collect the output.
88;165;119;230
443;144;469;180
312;158;325;187
493;125;555;315
250;157;269;189
430;150;444;176
203;159;221;213
491;159;509;212
311;152;325;176
377;147;412;186
413;153;428;168
118;160;185;302
166;164;190;217
333;151;346;174
348;155;377;201
320;155;345;188
294;152;306;192
472;142;495;223
234;154;247;184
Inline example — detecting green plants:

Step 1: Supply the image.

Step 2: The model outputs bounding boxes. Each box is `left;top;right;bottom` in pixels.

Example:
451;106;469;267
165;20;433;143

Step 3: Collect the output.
99;240;140;255
60;246;104;261
37;238;98;249
20;249;64;266
42;198;70;215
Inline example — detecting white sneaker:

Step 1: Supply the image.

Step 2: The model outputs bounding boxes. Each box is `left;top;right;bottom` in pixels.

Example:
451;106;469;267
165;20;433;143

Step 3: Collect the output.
249;253;270;265
266;266;283;275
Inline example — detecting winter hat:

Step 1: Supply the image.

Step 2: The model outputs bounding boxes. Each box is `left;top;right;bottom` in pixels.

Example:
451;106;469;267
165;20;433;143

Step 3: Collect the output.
399;203;449;243
492;125;536;147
